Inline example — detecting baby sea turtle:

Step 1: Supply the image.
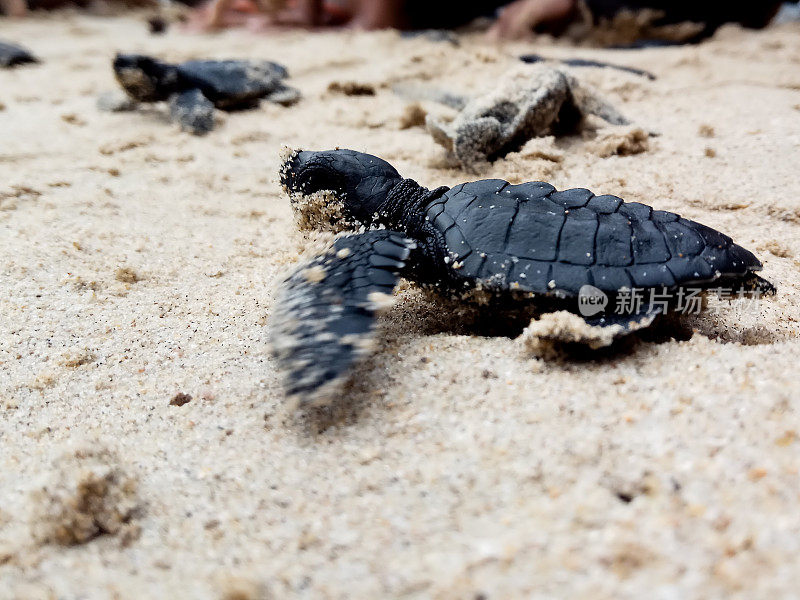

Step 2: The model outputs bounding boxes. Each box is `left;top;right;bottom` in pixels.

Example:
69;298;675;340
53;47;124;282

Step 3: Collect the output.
426;65;634;170
0;41;38;68
111;54;300;134
270;149;774;406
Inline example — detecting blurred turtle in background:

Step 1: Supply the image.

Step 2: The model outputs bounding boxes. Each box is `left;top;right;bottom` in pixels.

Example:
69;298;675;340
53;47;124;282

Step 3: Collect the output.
108;54;300;134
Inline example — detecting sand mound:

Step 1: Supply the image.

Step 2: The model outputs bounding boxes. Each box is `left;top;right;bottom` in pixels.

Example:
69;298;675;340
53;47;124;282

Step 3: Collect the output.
30;446;141;547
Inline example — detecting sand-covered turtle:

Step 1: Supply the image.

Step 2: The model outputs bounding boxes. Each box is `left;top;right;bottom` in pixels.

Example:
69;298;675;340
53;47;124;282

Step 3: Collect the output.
0;41;37;68
426;65;635;170
270;149;774;406
110;53;300;134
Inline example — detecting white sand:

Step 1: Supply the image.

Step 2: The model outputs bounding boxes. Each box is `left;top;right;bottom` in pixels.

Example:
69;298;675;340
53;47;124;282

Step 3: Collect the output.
1;12;799;599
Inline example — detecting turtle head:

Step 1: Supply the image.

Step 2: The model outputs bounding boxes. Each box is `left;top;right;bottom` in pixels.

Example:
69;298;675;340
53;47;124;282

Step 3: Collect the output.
113;54;178;102
281;149;403;232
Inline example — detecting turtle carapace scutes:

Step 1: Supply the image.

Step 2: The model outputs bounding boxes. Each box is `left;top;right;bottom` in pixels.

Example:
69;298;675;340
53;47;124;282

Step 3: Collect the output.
112;54;300;134
270;148;774;406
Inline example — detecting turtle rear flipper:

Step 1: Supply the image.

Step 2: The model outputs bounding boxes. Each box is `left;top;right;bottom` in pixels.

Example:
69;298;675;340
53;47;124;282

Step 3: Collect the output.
169;89;216;135
0;41;38;68
270;230;416;408
740;273;776;296
521;303;664;357
583;302;664;335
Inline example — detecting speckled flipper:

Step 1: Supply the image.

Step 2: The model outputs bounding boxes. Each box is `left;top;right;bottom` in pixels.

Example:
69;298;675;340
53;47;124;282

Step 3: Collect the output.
270;230;416;408
169;89;215;135
0;41;37;68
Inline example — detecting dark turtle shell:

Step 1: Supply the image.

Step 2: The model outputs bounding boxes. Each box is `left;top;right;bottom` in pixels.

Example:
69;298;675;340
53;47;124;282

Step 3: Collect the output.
175;60;288;108
423;179;761;296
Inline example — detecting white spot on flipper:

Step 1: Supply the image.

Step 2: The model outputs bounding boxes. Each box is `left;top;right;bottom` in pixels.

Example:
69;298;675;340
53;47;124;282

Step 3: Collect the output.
367;291;395;312
302;265;326;283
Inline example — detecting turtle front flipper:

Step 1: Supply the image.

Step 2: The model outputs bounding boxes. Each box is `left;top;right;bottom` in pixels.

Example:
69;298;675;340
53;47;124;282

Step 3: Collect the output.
270;230;416;408
425;116;455;153
169;89;216;135
564;73;631;127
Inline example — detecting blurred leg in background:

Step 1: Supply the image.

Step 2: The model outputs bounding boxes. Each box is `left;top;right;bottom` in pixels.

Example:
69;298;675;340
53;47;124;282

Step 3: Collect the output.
488;0;790;40
186;0;793;35
1;0;28;16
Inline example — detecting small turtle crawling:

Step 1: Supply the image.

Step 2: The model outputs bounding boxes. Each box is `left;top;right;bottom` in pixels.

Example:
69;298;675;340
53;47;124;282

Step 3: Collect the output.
110;54;300;134
426;65;635;170
271;149;774;406
0;41;38;68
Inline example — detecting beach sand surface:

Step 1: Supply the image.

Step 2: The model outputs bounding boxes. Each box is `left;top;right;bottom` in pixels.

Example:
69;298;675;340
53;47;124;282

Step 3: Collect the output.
1;12;799;599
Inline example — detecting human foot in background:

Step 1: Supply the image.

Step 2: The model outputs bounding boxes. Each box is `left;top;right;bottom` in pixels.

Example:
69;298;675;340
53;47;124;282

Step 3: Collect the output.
345;0;406;29
487;0;576;40
186;0;299;31
1;0;28;17
185;0;261;31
